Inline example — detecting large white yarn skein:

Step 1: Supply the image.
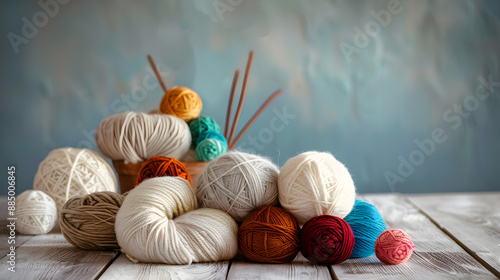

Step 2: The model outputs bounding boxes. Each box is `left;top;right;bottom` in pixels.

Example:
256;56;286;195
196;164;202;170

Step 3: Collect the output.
115;177;238;265
16;190;57;235
195;151;279;222
95;112;191;164
278;151;356;224
34;148;117;211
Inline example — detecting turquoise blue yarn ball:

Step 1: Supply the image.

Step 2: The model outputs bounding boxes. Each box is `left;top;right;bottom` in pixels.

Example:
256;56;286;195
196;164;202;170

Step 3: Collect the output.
195;132;228;161
197;131;226;146
344;200;387;258
188;116;221;146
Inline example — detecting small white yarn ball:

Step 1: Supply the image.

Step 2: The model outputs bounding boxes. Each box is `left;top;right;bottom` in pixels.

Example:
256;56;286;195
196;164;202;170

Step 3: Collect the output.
115;177;238;264
16;190;57;235
195;151;279;222
34;148;117;211
278;151;356;224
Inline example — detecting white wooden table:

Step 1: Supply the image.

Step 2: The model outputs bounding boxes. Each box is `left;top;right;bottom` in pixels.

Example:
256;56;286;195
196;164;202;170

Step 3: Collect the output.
1;192;499;279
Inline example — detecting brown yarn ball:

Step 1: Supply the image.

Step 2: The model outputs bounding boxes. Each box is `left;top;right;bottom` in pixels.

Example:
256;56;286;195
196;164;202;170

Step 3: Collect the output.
238;206;300;263
135;156;192;186
60;191;125;250
159;86;202;122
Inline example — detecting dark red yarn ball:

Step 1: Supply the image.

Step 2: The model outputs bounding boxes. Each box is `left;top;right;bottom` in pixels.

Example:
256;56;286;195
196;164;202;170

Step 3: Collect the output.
300;215;355;265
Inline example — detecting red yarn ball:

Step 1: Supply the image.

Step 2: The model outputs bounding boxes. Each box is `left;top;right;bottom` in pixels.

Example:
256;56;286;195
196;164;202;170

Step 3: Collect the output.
375;229;414;265
238;206;300;263
136;156;192;186
300;215;355;265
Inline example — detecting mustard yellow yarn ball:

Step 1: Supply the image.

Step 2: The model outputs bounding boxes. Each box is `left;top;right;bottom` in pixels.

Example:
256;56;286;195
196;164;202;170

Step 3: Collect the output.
159;86;202;122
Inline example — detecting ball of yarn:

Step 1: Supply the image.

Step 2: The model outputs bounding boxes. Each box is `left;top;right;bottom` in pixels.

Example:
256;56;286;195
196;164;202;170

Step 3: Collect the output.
95;112;191;164
344;200;387;258
196;131;226;146
196;151;279;222
115;177;238;264
189;116;220;146
159;86;202;122
60;191;125;250
16;190;57;235
238;206;300;263
136;156;192;186
375;229;414;265
300;215;355;265
34;148;117;211
278;151;356;224
196;133;228;162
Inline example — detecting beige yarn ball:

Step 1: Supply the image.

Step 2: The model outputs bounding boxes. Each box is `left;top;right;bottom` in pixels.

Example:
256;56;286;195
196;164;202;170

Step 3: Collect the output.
278;151;356;224
34;148;117;211
115;177;238;264
95;112;191;164
16;190;57;235
195;151;279;222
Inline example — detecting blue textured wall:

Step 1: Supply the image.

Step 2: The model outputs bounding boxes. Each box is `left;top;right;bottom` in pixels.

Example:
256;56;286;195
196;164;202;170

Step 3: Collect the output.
1;0;499;194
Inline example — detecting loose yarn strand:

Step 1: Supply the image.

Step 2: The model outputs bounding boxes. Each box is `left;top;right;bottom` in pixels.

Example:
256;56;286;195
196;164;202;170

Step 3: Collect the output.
65;149;85;202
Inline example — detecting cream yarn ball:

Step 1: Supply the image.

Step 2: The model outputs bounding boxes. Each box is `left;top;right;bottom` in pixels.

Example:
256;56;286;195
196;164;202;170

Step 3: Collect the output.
115;177;238;265
278;151;356;224
34;148;117;211
195;151;279;222
95;112;191;164
16;190;57;235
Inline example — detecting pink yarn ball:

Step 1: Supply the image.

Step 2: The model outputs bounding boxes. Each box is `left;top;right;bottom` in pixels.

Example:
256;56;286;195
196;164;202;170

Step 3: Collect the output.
375;229;414;265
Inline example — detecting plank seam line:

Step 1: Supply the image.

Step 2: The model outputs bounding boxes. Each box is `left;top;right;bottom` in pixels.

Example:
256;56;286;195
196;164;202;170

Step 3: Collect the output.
329;264;339;280
224;259;233;280
0;234;34;260
95;251;121;280
403;196;500;279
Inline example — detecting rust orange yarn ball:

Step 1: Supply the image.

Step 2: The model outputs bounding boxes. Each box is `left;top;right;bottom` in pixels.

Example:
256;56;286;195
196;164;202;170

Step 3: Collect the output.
238;206;300;263
136;156;192;186
159;86;202;122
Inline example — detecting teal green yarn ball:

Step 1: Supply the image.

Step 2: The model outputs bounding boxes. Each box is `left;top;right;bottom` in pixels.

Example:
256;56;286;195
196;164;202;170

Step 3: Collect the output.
344;200;387;258
189;116;221;146
197;131;227;146
196;132;228;161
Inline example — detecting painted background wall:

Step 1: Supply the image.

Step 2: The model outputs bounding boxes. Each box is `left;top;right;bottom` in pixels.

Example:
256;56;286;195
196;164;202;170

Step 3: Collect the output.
1;0;499;194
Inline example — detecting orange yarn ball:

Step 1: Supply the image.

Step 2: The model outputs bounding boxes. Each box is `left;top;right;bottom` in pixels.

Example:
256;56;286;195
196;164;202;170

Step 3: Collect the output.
136;156;192;186
238;206;300;263
159;86;202;122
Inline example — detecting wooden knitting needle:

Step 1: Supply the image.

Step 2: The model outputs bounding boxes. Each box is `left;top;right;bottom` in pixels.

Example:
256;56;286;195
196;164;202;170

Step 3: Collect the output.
230;89;283;149
228;50;254;146
147;54;169;94
224;69;240;139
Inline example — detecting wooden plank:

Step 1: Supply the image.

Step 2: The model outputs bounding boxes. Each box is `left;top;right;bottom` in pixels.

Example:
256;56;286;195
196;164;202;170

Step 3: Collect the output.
407;192;500;278
0;234;118;280
0;220;33;258
226;252;332;280
0;197;34;258
99;254;229;280
330;194;496;279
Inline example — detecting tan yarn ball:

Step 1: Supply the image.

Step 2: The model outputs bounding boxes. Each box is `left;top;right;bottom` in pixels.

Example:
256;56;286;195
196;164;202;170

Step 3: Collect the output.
16;190;57;235
34;148;117;211
60;191;126;250
159;86;202;122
